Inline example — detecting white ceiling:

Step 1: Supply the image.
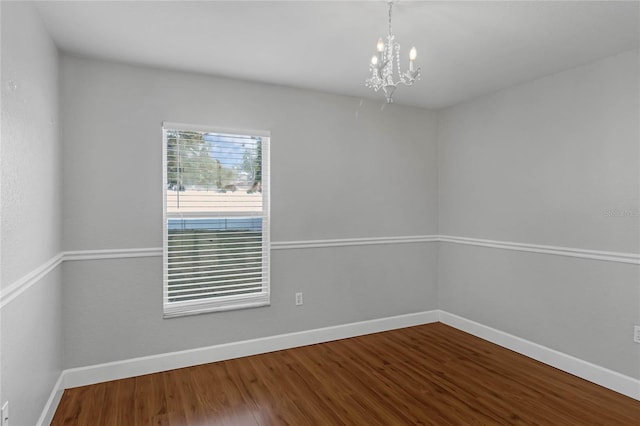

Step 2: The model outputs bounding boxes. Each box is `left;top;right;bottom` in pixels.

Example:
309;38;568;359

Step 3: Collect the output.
35;1;640;109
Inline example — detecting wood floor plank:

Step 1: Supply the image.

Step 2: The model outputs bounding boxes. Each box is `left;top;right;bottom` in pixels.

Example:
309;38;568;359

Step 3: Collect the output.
52;323;640;425
133;372;167;425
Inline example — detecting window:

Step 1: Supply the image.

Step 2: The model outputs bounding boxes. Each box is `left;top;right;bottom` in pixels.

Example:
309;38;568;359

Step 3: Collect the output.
162;123;269;317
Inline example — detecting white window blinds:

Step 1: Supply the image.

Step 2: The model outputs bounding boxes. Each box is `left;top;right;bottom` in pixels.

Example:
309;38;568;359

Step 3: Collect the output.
163;123;270;317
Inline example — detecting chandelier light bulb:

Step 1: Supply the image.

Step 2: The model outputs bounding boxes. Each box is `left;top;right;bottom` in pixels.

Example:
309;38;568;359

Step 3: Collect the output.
409;46;417;61
371;55;379;65
377;38;385;52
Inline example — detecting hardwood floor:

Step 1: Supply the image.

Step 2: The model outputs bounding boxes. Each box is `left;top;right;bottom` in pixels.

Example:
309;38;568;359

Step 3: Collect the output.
52;323;640;425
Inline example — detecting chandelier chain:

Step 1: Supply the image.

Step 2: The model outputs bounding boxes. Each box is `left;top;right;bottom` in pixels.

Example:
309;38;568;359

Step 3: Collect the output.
388;2;393;36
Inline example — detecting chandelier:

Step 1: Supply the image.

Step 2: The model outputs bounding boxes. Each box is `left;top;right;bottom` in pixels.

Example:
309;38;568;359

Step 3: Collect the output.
365;1;420;103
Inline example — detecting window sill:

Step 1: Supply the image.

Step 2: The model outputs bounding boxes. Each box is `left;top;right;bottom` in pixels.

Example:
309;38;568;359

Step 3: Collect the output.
163;296;270;319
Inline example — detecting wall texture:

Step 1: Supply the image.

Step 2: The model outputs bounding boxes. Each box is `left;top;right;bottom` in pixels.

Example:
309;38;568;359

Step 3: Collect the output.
0;2;63;425
60;55;439;368
1;2;61;288
2;4;638;421
437;50;640;378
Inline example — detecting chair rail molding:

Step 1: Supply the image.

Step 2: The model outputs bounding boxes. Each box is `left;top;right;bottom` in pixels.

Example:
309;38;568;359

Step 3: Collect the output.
3;234;637;308
0;252;64;308
438;235;640;265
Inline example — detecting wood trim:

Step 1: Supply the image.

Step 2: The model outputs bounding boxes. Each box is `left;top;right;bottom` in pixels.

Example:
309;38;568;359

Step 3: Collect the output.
439;235;640;264
4;235;637;308
57;310;640;400
439;311;640;400
60;311;439;389
270;235;438;250
43;311;440;423
59;235;638;264
51;322;640;425
0;253;63;308
36;373;64;426
40;309;640;423
64;247;162;261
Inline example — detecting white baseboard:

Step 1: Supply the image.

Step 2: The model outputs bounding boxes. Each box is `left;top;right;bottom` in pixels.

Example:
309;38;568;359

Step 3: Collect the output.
41;311;438;421
61;310;439;389
36;373;64;426
40;309;639;423
438;311;640;401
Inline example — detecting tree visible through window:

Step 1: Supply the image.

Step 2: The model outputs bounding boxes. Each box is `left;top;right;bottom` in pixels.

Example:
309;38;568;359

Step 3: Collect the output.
163;123;270;317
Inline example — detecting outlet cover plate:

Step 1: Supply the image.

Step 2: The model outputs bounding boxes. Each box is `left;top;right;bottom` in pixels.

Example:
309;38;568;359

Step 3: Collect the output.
634;325;640;344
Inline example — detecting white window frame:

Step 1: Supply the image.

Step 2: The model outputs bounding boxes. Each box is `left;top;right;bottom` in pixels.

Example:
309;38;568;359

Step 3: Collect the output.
162;122;270;318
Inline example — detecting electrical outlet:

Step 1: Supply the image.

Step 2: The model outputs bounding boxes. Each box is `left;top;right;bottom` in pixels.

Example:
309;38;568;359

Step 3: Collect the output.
295;292;303;306
634;325;640;344
2;401;9;426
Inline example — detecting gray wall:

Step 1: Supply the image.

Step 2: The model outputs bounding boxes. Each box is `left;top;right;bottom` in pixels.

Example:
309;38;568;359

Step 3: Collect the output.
2;4;638;421
0;2;63;425
437;50;640;378
60;56;439;368
1;1;62;288
2;270;63;426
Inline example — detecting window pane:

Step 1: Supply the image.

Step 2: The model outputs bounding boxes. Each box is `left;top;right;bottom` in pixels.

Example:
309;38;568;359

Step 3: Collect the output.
167;218;263;302
166;131;263;214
